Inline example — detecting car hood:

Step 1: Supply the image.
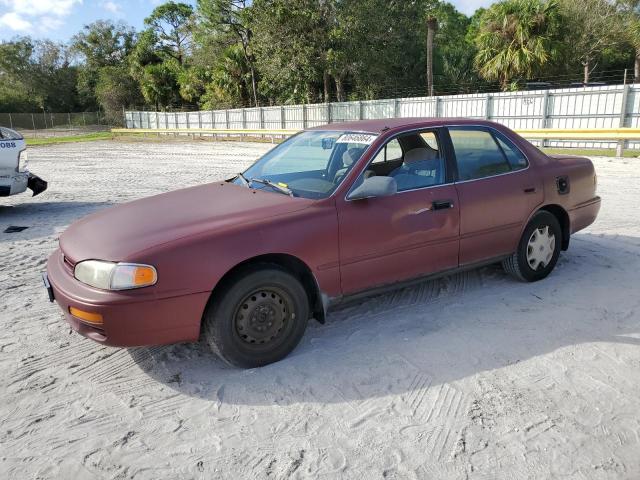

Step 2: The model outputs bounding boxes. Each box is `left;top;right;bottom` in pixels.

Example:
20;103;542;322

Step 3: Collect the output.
59;182;314;263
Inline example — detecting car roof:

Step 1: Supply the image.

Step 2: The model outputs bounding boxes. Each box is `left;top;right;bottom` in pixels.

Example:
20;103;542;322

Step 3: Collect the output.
307;117;503;134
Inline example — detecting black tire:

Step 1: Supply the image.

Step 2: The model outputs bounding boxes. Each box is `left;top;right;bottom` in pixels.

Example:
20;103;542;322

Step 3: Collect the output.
202;264;309;368
502;211;562;282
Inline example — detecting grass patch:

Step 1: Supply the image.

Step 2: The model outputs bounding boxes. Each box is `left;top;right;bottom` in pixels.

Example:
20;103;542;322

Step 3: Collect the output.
542;147;639;158
26;131;113;146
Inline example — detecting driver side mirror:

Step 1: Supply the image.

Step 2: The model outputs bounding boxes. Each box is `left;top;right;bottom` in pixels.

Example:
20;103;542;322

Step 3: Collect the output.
348;176;397;200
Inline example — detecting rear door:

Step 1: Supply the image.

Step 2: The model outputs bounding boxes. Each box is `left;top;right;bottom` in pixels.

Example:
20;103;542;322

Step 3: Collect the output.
447;126;543;265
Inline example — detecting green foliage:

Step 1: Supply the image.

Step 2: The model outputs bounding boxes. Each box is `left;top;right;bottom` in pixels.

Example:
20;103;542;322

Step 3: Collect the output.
0;37;81;112
201;44;252;108
139;61;183;108
95;66;141;123
2;0;640;116
250;0;329;104
144;1;195;65
474;0;562;90
71;20;137;110
557;0;624;82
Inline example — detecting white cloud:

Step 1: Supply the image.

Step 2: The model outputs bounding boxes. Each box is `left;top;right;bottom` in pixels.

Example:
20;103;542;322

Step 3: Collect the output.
0;11;32;32
0;0;81;33
101;0;121;14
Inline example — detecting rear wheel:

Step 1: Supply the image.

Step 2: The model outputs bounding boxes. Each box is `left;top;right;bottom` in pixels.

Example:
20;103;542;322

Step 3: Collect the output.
202;265;309;368
503;211;562;282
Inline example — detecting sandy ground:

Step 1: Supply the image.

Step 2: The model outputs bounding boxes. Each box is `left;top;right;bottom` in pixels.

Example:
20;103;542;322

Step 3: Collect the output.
1;140;639;480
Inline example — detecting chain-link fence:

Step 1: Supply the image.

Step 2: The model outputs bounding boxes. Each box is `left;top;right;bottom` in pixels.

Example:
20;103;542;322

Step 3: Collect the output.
0;111;114;137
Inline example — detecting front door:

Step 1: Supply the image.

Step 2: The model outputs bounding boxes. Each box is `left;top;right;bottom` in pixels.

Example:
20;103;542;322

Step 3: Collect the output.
337;129;460;295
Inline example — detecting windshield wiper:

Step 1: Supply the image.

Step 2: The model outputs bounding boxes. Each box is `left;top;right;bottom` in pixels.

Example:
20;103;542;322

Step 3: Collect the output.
237;172;250;187
249;178;294;197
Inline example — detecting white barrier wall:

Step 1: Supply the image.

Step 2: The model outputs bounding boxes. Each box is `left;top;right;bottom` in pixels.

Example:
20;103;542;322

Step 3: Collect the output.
125;84;640;149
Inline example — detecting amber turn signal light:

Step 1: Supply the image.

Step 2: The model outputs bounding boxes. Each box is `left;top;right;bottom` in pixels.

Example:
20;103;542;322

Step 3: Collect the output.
133;266;156;286
69;307;104;325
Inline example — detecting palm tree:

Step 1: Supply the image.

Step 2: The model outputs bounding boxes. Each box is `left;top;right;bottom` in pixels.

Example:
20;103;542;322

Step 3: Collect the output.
202;44;252;108
474;0;560;90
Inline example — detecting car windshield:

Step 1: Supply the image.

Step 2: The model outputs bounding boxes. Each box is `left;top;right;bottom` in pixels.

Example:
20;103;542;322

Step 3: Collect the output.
233;130;378;199
0;127;23;140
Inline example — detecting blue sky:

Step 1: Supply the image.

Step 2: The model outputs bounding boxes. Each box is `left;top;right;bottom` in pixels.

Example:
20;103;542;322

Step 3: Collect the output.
0;0;495;42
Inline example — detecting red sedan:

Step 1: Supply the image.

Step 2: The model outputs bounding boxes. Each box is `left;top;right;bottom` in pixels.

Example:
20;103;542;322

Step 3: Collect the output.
44;118;601;367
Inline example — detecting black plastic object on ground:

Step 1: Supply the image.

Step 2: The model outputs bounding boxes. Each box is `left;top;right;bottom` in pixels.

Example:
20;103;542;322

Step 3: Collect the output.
4;226;29;233
27;174;48;196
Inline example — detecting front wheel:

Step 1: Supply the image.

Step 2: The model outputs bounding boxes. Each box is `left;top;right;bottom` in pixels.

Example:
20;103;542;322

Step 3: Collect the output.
502;211;562;282
202;265;309;368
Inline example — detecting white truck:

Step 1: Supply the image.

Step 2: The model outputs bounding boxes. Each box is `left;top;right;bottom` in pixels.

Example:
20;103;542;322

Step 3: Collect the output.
0;127;47;198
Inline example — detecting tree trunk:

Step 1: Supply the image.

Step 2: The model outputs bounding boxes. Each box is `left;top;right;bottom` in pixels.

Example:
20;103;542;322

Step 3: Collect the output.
249;65;258;107
583;61;590;85
500;76;510;92
635;48;640;83
239;37;259;107
426;17;438;97
323;71;330;103
335;76;345;102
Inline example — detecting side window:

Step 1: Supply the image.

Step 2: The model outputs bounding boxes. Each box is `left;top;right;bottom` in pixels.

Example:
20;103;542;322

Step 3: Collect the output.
372;139;403;164
360;130;446;193
494;133;528;170
449;127;512;181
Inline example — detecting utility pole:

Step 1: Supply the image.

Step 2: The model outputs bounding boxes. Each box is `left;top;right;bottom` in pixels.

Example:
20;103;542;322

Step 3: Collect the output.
426;16;438;97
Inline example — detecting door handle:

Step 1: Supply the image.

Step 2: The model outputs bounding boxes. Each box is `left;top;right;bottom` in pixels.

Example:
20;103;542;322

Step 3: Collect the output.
524;187;537;194
432;200;454;210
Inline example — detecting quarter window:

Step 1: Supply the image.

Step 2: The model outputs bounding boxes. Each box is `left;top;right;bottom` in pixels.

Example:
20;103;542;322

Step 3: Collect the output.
372;139;403;164
449;127;512;181
420;132;439;150
494;133;528;170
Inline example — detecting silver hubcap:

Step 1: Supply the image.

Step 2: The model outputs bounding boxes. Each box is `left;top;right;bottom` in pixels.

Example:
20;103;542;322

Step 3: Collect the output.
526;225;555;271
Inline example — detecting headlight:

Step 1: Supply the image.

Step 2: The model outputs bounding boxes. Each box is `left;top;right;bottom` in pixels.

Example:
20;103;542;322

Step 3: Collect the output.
74;260;157;290
17;150;28;172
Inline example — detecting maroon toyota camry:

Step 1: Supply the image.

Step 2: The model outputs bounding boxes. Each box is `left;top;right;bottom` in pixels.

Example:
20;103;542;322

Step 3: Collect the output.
44;118;600;367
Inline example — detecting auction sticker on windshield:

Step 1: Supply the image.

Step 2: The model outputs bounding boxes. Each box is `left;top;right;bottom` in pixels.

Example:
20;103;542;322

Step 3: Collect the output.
336;133;378;145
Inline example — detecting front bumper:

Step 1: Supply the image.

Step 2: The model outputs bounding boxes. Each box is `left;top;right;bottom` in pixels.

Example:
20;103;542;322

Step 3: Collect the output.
0;172;47;197
45;248;209;347
0;172;28;197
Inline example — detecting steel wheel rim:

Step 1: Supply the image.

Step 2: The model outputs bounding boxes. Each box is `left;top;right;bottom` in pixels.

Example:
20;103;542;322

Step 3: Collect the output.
526;225;555;271
233;287;294;346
